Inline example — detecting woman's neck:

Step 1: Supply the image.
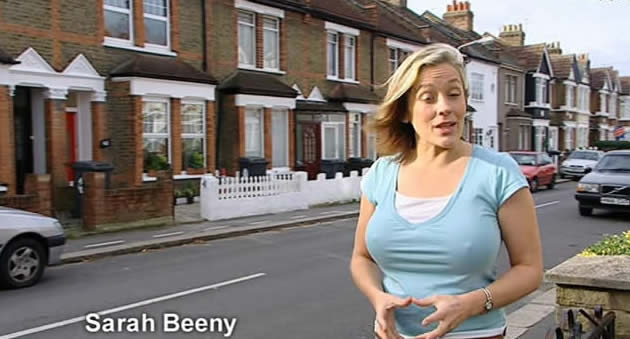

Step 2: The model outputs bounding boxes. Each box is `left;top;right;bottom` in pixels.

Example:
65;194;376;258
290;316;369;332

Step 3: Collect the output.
410;140;470;168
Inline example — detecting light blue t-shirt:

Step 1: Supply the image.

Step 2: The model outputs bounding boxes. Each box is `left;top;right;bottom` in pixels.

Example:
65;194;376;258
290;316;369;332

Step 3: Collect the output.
361;145;529;337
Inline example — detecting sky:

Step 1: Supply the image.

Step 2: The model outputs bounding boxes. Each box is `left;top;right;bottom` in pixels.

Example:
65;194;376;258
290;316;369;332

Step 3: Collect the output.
407;0;630;76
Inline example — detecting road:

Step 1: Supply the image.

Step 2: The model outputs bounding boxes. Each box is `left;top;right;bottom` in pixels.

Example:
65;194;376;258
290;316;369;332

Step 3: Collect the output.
1;182;628;339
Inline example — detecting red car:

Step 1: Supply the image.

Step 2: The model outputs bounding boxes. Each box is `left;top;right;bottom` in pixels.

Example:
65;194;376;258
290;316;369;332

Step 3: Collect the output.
508;151;557;192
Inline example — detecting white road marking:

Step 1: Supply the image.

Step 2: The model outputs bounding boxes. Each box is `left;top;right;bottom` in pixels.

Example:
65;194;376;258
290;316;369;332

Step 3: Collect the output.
83;240;125;249
204;225;228;231
535;201;560;209
0;273;266;339
290;215;307;219
152;231;184;238
320;210;344;215
248;221;266;225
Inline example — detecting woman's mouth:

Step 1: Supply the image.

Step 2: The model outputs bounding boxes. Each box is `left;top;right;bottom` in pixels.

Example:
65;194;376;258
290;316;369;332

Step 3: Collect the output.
434;121;457;135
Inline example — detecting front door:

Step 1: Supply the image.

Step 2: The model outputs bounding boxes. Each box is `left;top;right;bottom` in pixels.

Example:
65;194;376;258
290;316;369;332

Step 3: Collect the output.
13;87;33;195
301;122;321;180
65;109;78;182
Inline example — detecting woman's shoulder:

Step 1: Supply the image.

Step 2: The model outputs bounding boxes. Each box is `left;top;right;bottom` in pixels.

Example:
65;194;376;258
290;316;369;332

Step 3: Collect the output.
472;145;519;170
370;155;399;173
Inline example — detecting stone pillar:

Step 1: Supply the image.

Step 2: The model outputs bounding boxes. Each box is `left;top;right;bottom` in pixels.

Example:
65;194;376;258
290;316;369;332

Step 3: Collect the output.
206;101;216;172
264;108;272;169
44;89;68;209
0;86;16;195
171;98;182;174
91;92;107;162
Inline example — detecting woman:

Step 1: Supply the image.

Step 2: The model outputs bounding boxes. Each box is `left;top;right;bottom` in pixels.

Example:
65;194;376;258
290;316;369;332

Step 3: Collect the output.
350;43;543;339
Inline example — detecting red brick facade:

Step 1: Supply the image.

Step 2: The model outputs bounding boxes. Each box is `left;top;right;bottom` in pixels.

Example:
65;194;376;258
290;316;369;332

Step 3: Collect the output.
171;98;183;174
0;86;16;195
0;175;52;217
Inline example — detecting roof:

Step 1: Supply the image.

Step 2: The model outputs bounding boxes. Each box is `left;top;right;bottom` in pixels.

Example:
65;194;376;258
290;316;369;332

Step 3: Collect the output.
295;100;347;112
550;54;575;80
217;70;297;98
110;55;217;84
590;67;612;90
0;47;19;65
373;2;427;44
327;83;380;103
506;44;546;71
620;77;630;95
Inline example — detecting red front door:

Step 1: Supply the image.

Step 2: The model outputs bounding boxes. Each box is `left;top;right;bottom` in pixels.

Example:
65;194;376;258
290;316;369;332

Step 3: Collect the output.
65;111;77;182
301;122;321;180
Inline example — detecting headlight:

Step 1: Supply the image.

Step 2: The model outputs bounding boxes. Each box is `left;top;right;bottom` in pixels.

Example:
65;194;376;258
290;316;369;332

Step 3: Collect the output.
561;161;568;167
52;220;64;233
577;183;600;193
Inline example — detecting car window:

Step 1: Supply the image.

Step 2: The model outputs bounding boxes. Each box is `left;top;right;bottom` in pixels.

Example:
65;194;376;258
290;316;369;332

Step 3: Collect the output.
568;151;599;161
511;154;537;166
595;155;630;172
541;154;552;164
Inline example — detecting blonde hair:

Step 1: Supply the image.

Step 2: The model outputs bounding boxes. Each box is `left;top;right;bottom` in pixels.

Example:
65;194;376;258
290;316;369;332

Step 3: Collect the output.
369;43;468;163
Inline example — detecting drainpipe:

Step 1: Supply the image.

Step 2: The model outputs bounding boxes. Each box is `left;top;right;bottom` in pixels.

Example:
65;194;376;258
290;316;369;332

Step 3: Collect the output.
201;0;208;72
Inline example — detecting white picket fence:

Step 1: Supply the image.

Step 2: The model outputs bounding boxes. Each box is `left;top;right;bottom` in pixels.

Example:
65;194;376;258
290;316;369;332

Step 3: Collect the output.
200;169;369;221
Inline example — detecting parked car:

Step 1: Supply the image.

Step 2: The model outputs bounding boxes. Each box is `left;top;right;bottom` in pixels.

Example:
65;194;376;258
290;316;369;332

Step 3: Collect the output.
0;207;65;288
509;151;557;192
575;150;630;216
560;150;604;179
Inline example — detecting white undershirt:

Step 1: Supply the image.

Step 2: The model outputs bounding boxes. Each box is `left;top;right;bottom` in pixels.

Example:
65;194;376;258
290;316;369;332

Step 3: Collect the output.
395;192;452;224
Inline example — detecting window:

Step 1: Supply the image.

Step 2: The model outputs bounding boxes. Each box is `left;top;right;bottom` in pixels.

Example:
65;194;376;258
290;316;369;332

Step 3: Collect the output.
104;0;132;40
534;126;545;152
367;133;377;160
263;17;280;69
344;35;356;80
271;108;289;167
473;128;483;145
388;48;398;75
610;95;617;116
600;93;607;113
238;11;256;67
471;73;484;101
565;128;574;150
322;122;345;159
327;32;339;77
566;85;574;109
535;78;547;105
518;125;528;150
144;0;168;46
505;75;517;104
348;113;361;157
181;102;205;171
143;100;170;171
245;107;264;157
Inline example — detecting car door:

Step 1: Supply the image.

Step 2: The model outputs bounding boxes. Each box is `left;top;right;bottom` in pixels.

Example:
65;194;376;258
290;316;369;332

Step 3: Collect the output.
541;154;555;184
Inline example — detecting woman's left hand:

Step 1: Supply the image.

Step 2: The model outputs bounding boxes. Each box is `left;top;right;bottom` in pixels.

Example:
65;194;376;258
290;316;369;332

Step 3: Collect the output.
410;294;477;339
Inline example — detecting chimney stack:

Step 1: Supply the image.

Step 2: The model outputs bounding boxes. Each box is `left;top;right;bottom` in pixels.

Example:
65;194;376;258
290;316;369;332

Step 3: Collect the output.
577;53;589;66
498;24;525;47
443;1;474;32
382;0;407;7
546;41;562;55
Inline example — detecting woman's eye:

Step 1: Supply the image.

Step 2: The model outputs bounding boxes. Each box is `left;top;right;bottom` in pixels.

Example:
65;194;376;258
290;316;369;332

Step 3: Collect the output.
420;94;434;101
449;92;461;97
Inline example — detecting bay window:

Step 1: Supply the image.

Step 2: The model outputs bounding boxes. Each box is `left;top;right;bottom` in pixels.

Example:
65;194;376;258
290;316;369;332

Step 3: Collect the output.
181;102;206;171
271;108;289;167
143;99;170;171
245;107;264;157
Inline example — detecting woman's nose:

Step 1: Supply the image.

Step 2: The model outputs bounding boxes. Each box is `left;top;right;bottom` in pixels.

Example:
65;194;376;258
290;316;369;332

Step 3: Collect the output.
435;94;453;116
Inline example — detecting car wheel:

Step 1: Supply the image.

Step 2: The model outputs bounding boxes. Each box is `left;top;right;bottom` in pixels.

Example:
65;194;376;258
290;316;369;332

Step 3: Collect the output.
0;237;46;289
529;178;539;193
560;173;566;179
579;205;593;217
547;175;556;189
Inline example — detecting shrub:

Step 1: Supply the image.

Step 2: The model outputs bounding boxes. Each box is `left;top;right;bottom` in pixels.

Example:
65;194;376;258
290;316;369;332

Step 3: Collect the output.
580;230;630;257
593;141;630;151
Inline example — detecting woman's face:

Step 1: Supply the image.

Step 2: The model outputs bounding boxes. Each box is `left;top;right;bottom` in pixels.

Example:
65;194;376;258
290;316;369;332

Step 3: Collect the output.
407;63;467;149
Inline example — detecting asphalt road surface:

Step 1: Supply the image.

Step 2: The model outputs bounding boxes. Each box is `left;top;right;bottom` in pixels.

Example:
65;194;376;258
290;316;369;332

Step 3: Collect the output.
1;182;627;339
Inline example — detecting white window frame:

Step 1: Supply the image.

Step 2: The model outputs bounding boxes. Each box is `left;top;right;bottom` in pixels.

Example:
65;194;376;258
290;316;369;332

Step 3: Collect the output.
142;97;171;166
245;106;265;158
344;35;356;81
348;112;361;158
104;0;134;44
470;73;484;102
181;101;206;172
473;128;483;145
238;10;257;68
536;78;546;105
505;74;517;104
566;85;574;109
271;107;289;168
321;122;345;160
143;0;170;49
389;48;398;75
600;93;607;113
565;128;574;150
327;31;339;78
263;16;280;70
610;94;617;116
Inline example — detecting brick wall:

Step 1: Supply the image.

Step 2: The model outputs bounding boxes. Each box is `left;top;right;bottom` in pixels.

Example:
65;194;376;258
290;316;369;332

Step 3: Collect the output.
91;101;108;162
217;95;239;174
289;109;296;168
171;98;183;174
0;86;16;195
205;101;216;172
264;108;272;168
0;174;52;217
83;171;173;230
44;99;68;210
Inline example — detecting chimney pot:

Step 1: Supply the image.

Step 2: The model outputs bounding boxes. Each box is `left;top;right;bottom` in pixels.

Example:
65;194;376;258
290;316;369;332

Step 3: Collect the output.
447;4;453;11
465;1;470;10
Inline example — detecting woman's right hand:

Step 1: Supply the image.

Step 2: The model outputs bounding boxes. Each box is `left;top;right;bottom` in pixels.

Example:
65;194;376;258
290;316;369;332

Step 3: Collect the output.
373;292;412;339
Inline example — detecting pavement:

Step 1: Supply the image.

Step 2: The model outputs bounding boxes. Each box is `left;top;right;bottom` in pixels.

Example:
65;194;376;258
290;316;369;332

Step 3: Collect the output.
57;178;574;338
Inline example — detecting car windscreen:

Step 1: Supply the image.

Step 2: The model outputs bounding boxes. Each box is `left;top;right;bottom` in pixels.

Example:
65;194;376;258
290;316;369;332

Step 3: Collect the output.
510;154;537;166
595;155;630;172
568;151;599;161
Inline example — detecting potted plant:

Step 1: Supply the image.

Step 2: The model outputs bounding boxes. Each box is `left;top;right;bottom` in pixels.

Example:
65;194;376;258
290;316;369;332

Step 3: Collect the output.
186;151;206;175
145;153;169;177
184;183;197;204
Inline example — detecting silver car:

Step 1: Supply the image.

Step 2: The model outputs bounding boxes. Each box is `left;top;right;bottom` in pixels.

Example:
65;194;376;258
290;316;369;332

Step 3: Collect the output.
560;150;604;179
0;207;65;288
